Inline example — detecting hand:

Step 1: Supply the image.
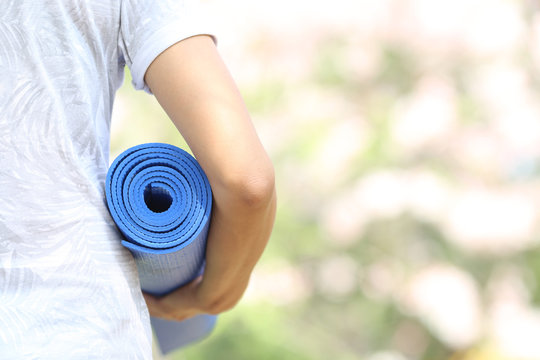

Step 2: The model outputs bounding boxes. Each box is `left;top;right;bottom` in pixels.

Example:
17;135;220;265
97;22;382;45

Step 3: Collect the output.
142;271;252;321
142;276;205;322
142;268;253;321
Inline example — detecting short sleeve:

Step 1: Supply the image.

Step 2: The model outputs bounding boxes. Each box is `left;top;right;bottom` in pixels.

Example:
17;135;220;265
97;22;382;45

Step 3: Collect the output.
118;0;215;93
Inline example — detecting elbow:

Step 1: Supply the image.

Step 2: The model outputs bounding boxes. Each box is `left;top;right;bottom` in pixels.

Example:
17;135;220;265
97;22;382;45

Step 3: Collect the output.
247;160;275;205
235;164;275;208
220;159;276;208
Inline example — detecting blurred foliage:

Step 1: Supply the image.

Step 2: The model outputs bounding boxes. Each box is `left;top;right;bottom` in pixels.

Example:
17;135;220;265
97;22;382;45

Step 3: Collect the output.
111;1;540;359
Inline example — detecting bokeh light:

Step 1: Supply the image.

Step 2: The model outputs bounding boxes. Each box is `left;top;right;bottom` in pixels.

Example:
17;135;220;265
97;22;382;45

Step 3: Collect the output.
111;1;540;359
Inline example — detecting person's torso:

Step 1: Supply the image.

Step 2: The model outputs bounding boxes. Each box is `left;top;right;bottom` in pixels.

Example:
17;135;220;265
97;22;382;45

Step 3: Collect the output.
0;1;152;358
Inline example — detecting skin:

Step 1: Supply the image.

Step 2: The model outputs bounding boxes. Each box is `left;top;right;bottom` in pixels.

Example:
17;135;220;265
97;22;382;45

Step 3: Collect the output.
142;35;277;321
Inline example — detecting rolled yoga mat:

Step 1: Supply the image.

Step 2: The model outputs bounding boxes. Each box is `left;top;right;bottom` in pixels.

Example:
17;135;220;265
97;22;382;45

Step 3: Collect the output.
105;143;217;354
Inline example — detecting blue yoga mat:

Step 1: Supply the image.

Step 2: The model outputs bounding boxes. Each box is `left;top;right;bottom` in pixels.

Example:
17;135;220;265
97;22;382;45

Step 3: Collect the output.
105;143;217;354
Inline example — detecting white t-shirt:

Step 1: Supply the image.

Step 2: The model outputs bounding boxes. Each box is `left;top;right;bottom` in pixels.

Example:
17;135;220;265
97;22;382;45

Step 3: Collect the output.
0;1;212;358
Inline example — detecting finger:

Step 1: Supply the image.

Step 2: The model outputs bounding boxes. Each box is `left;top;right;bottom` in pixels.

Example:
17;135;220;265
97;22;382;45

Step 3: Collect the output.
171;308;201;322
142;292;157;304
160;276;203;311
142;292;168;318
143;276;205;320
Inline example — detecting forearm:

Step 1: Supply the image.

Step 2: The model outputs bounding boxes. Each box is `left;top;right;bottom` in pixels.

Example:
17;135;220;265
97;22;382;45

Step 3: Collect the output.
143;181;276;320
197;180;277;313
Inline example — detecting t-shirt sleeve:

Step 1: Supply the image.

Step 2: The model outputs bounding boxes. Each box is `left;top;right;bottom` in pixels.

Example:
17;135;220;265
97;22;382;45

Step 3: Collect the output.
118;0;215;93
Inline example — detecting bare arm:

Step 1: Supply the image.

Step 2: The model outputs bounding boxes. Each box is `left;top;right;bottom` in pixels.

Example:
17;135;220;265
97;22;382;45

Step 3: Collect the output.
142;35;276;320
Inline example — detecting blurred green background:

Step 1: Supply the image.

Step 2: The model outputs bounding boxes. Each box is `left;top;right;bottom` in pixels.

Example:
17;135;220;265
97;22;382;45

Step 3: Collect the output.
111;1;540;359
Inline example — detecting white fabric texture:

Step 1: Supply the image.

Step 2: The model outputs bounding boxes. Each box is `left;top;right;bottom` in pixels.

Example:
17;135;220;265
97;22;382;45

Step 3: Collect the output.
0;0;213;358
